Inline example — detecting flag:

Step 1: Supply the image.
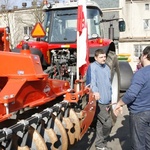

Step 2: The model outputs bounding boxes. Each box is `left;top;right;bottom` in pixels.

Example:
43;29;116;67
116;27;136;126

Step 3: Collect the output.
77;0;89;78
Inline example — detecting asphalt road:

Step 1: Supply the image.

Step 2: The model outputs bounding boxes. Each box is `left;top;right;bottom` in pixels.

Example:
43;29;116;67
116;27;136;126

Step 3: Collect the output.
70;105;131;150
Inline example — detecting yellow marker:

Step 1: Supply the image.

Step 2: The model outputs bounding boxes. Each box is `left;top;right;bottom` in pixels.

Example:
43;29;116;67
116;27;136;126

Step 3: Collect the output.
31;23;46;38
61;45;70;48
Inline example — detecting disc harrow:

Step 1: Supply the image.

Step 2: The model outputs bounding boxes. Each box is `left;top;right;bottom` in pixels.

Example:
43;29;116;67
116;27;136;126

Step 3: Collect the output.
0;101;82;150
0;47;96;150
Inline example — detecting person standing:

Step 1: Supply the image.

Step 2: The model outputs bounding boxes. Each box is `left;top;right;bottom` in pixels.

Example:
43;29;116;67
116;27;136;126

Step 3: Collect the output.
136;55;142;71
86;49;113;150
114;46;150;150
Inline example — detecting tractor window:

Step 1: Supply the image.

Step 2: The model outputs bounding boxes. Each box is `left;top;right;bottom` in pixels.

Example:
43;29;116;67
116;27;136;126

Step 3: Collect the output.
87;8;103;38
51;17;64;42
43;11;51;41
50;9;77;42
43;7;103;43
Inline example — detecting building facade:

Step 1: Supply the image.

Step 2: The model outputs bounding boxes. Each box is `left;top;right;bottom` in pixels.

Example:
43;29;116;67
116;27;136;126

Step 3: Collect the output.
0;3;42;48
119;0;150;70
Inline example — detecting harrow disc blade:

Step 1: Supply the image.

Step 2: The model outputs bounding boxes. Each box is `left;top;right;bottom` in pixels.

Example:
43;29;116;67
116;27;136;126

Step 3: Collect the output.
62;117;75;145
10;126;48;150
45;128;58;150
18;146;30;150
26;126;48;150
47;116;68;150
0;134;30;150
69;109;81;141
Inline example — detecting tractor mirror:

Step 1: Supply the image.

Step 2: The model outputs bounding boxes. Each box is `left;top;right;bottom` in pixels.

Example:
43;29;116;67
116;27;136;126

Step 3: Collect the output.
119;20;126;32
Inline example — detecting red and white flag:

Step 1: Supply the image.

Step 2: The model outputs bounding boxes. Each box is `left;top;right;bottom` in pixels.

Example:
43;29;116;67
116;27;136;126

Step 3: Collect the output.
77;0;89;78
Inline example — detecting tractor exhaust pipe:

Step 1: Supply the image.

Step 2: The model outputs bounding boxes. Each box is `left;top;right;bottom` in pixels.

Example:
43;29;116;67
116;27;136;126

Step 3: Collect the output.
109;23;114;40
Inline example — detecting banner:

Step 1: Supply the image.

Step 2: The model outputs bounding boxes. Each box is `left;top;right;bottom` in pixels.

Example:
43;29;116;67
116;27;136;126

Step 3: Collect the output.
77;0;89;78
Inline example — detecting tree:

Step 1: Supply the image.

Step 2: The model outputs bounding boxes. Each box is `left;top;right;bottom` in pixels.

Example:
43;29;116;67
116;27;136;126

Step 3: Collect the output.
0;0;43;48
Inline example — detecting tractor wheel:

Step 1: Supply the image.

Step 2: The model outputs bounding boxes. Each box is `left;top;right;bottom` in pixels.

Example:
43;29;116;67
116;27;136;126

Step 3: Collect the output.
106;51;120;124
119;61;133;92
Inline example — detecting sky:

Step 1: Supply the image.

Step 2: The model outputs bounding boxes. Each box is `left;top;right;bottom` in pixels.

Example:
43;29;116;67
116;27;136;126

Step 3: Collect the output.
0;0;42;8
0;0;72;9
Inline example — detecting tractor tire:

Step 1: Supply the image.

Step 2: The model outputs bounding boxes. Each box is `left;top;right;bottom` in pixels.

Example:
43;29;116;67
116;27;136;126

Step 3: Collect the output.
106;51;120;124
119;61;133;92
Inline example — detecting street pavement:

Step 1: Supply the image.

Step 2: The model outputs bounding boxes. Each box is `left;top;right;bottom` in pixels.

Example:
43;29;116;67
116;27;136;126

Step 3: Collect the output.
70;105;131;150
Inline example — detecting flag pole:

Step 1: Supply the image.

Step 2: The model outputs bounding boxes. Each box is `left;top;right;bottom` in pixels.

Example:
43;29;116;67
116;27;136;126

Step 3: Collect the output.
76;0;89;91
76;31;80;81
76;22;80;92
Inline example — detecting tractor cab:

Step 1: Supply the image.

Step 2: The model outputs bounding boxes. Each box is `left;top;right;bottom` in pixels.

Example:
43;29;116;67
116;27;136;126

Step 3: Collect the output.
42;1;104;43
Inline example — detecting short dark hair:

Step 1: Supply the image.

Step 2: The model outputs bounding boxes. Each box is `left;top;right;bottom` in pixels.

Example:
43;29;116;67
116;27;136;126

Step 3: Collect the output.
143;46;150;61
94;49;105;57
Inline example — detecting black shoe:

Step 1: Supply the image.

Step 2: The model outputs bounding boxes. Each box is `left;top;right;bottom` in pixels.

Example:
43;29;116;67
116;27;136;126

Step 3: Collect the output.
96;146;112;150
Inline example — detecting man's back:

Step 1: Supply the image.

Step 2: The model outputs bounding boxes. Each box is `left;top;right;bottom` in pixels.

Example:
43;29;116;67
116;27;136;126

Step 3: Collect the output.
123;65;150;113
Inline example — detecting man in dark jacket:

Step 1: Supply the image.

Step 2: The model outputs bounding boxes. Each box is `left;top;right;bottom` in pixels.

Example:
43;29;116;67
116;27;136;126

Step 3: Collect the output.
114;46;150;150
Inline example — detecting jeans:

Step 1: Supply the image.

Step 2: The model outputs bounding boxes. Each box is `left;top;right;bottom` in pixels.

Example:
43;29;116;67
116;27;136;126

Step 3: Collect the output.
95;102;113;148
129;110;150;150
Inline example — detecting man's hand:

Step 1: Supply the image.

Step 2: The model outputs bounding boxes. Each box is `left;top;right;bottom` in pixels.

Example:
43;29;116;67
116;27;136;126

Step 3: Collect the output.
93;92;100;100
113;105;123;116
113;99;125;116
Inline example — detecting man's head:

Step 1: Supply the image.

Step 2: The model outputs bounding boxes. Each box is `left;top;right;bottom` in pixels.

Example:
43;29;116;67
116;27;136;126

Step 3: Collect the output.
141;46;150;67
94;49;106;65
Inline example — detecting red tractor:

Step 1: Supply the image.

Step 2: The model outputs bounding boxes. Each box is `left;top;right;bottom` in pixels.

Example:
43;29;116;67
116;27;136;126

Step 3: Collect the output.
0;0;133;149
13;0;133;95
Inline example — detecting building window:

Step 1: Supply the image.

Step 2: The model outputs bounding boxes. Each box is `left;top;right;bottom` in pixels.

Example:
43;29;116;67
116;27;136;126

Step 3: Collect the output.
134;45;148;57
24;26;32;35
145;4;149;10
143;19;150;30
